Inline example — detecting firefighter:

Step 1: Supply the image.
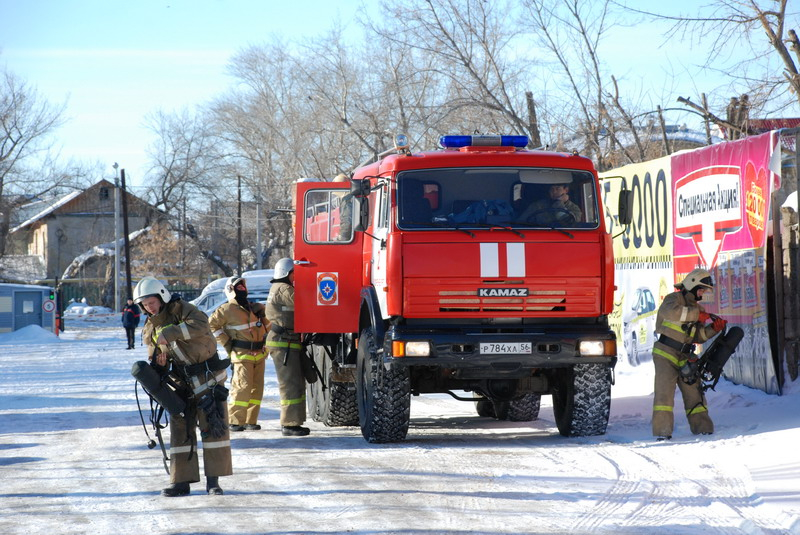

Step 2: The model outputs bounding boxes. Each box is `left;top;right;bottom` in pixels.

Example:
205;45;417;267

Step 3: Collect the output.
519;183;581;224
134;276;233;496
209;276;269;432
651;268;727;440
264;258;310;436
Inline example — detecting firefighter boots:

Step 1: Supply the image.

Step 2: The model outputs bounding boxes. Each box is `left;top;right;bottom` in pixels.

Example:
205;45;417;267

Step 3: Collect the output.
281;425;310;436
162;482;190;497
206;476;223;495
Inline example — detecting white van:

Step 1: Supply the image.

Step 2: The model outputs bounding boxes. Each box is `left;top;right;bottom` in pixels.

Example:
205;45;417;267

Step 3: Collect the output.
191;269;275;315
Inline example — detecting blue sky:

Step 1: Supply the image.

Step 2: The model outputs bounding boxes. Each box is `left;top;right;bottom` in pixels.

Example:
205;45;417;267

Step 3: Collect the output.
1;1;741;189
0;0;366;188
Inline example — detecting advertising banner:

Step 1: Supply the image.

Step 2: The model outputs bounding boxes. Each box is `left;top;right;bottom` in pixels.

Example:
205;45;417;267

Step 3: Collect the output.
671;131;780;394
601;132;781;394
601;157;673;367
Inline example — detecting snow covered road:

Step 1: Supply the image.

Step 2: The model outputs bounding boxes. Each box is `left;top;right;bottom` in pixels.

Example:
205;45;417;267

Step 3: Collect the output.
1;318;798;534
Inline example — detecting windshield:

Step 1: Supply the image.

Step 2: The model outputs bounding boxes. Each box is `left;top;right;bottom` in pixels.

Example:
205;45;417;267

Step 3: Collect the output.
396;167;599;230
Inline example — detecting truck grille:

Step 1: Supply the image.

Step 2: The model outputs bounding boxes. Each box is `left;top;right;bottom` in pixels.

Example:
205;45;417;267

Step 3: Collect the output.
405;278;601;316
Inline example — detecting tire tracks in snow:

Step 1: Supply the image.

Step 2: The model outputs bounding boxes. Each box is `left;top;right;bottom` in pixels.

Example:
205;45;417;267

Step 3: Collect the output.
570;441;792;534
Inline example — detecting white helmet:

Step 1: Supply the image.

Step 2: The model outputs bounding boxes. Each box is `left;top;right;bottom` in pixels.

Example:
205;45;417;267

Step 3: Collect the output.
675;268;714;292
224;276;246;301
133;276;171;304
273;258;295;280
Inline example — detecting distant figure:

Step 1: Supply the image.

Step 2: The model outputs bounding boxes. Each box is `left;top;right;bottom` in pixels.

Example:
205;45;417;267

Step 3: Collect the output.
519;183;581;224
121;297;140;349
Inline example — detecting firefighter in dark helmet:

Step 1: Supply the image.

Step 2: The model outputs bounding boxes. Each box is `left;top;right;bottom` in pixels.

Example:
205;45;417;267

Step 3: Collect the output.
651;268;727;440
264;258;310;436
134;276;232;496
209;276;269;432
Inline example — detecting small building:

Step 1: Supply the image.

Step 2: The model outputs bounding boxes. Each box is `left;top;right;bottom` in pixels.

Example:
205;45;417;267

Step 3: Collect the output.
0;283;56;333
6;179;163;281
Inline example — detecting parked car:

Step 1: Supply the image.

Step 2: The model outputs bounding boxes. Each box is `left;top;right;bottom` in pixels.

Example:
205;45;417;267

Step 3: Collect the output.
622;286;657;366
190;269;274;316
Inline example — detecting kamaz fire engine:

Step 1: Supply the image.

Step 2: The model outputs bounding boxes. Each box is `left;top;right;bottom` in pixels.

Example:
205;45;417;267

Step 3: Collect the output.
294;134;631;443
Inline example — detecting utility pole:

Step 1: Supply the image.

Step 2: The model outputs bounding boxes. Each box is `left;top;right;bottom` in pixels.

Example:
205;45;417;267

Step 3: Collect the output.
237;175;242;275
255;196;262;269
121;169;133;300
113;163;121;312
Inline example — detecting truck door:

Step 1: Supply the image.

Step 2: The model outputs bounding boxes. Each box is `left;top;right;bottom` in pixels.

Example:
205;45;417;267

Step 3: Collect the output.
294;182;363;334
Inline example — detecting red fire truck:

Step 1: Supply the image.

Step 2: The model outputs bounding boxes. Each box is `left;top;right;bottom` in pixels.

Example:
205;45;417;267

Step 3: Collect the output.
294;134;631;443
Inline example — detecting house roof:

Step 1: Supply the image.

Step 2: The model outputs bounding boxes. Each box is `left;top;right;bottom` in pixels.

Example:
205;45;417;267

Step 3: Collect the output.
10;179;158;234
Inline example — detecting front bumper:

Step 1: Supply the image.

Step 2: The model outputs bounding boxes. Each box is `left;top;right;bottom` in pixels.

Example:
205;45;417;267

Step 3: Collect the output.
381;323;617;375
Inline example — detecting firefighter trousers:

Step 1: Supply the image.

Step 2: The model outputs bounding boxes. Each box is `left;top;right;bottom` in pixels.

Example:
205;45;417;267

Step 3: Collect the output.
652;353;714;437
268;346;306;427
168;372;233;484
228;353;266;426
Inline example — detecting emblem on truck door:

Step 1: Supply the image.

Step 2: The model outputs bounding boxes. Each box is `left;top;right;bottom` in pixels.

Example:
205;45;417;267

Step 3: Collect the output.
477;288;529;297
317;272;339;305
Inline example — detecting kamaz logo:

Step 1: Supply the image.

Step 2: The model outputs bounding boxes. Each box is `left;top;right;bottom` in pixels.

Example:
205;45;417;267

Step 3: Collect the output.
478;288;529;297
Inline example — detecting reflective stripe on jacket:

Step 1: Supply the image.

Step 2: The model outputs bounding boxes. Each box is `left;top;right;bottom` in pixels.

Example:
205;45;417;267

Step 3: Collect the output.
208;300;269;360
652;290;717;368
141;298;218;367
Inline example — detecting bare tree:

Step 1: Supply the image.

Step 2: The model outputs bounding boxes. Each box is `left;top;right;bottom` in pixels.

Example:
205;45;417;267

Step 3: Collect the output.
0;69;74;257
620;0;800;114
144;108;231;214
372;0;542;145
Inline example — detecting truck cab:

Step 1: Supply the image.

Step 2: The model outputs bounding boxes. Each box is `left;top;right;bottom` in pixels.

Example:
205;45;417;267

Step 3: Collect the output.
294;134;627;442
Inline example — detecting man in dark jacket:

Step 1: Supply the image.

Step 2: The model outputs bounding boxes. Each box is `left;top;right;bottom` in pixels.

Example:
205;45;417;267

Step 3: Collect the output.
121;297;141;349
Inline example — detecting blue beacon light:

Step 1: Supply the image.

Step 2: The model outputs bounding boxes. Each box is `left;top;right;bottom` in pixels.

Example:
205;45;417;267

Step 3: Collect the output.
439;135;529;148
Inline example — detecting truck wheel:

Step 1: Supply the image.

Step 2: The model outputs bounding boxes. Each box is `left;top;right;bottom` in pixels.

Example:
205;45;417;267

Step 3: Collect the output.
502;394;541;422
307;344;358;427
552;363;611;437
356;328;411;443
474;394;540;421
474;395;495;418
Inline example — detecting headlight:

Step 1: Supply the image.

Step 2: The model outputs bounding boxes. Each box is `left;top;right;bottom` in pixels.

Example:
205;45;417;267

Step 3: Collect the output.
392;340;431;357
579;340;616;357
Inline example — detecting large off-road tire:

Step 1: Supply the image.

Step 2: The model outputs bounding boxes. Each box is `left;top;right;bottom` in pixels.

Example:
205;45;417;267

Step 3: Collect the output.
498;393;542;422
356;328;411;443
474;393;541;421
552;363;612;437
307;344;358;427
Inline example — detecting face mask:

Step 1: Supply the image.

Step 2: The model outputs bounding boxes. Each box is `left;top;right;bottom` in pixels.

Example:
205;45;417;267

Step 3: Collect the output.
234;288;248;307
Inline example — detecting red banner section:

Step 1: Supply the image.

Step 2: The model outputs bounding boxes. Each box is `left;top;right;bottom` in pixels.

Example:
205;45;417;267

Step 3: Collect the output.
671;132;780;394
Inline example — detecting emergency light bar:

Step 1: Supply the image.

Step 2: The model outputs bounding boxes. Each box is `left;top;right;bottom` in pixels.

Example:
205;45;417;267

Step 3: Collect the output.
439;135;529;148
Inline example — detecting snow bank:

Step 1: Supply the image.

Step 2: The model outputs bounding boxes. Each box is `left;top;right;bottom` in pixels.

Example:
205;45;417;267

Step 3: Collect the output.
0;324;62;344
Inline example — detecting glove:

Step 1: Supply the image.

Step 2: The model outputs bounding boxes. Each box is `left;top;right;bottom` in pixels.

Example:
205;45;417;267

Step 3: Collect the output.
698;311;711;323
712;317;727;332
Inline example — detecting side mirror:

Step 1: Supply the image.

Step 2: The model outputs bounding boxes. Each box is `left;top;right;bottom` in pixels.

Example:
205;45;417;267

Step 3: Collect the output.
618;189;633;226
352;197;370;232
350;178;371;198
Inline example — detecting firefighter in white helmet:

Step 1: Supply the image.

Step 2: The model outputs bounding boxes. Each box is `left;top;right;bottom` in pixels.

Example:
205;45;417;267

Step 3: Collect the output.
651;268;727;440
134;276;232;496
208;276;270;432
264;258;310;436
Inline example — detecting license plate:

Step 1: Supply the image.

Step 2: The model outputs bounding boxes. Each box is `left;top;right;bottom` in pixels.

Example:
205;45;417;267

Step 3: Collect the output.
479;342;532;355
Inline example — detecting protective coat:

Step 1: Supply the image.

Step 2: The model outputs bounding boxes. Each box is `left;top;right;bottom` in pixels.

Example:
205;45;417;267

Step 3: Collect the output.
209;299;269;426
651;290;718;437
264;281;306;427
141;297;232;484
